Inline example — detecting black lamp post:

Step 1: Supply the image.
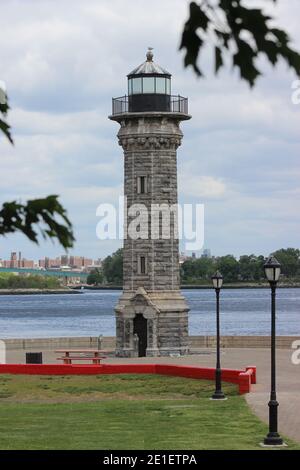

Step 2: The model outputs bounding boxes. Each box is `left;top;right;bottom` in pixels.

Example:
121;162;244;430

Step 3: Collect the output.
211;271;226;400
263;256;284;446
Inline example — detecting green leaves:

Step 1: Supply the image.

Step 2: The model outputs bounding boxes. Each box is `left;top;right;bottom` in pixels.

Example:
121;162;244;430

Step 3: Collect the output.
0;195;75;249
87;268;104;286
180;0;300;87
102;248;123;284
215;46;223;73
180;2;210;75
0;99;13;144
233;39;260;87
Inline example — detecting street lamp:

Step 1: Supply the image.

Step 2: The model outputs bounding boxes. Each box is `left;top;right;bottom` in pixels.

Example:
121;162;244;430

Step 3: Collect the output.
263;255;284;446
211;271;226;400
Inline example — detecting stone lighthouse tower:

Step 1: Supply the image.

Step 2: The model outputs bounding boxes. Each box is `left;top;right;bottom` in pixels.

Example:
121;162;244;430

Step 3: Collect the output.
109;49;191;357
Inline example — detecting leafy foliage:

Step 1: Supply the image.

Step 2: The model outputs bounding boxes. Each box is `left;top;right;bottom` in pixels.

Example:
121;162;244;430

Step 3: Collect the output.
238;255;265;281
180;256;215;282
98;247;300;285
102;248;123;284
180;0;300;86
0;95;13;144
0;195;74;249
87;268;104;286
272;248;300;278
0;273;61;289
181;248;300;283
216;254;239;282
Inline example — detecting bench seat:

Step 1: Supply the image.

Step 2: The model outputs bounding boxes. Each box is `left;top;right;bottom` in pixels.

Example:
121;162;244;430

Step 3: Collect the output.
56;356;107;364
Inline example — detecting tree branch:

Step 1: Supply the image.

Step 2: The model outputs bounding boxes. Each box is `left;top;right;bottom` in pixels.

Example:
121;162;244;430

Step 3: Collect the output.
180;0;300;87
0;195;75;249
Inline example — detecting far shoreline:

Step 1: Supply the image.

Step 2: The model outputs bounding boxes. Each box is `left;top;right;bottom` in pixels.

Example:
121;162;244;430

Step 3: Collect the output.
0;288;81;295
71;283;300;290
0;283;299;295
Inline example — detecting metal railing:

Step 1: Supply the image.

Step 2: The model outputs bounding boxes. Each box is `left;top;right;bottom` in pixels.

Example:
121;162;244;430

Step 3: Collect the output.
112;95;188;115
112;95;129;115
170;95;189;114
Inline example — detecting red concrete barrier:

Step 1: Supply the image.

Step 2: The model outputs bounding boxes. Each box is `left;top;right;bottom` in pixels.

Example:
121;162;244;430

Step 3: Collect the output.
0;363;256;394
238;367;257;394
0;364;103;375
246;365;257;384
101;364;156;374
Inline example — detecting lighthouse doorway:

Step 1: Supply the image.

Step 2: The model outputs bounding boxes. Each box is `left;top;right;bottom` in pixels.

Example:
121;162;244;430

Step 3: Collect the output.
133;314;148;357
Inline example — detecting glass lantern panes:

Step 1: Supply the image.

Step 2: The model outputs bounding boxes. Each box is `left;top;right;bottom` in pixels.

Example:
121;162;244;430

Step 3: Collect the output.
142;77;155;93
128;76;171;95
166;78;171;95
156;77;166;94
132;77;142;94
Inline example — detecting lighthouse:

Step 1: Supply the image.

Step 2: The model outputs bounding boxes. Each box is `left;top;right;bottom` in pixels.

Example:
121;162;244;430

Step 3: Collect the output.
109;49;191;357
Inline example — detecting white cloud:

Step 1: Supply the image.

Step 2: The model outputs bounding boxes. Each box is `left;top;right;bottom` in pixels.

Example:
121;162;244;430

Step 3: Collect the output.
180;175;227;199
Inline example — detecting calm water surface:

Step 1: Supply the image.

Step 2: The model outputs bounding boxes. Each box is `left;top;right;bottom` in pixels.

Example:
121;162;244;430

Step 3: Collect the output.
0;288;299;338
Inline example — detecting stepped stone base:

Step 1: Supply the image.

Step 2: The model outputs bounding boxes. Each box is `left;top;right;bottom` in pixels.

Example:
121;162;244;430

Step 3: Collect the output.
115;287;189;357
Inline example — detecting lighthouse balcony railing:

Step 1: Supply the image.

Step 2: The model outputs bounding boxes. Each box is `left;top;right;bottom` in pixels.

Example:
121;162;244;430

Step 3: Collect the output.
112;95;188;115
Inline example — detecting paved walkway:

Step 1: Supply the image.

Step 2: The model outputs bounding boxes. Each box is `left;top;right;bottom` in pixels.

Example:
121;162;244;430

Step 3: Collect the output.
6;346;300;443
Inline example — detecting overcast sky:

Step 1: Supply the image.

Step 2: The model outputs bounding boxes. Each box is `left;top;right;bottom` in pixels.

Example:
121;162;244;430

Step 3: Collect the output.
0;0;299;261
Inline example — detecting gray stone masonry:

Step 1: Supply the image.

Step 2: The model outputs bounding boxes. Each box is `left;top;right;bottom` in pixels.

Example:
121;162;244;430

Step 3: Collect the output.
109;112;191;357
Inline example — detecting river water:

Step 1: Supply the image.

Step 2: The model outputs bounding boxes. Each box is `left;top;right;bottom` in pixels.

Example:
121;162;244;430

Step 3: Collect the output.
0;288;299;338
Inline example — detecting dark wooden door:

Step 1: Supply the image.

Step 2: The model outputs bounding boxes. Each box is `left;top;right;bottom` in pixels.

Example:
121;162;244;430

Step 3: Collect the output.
133;314;148;357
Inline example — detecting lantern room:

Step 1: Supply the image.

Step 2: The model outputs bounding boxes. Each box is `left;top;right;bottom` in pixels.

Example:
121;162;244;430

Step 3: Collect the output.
127;48;171;112
111;48;188;116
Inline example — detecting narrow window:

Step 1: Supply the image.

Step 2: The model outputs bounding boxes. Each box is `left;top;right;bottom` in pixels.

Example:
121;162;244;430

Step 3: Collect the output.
140;176;145;194
139;256;146;275
137;176;147;194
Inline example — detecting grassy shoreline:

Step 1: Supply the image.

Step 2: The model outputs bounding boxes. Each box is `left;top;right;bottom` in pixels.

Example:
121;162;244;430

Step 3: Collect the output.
0;288;80;295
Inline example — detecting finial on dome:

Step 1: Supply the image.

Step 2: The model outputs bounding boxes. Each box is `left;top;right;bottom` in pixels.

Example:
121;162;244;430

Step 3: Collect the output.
146;47;154;62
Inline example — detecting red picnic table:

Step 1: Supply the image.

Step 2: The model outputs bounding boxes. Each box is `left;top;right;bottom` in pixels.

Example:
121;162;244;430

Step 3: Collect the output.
55;348;109;365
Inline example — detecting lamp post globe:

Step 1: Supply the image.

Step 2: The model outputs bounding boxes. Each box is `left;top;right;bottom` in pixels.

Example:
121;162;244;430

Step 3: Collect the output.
264;256;281;284
211;270;223;290
211;271;226;400
263;255;284;446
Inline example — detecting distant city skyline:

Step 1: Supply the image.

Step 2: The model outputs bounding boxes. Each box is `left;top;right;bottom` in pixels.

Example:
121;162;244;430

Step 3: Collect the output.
0;251;101;270
0;248;213;264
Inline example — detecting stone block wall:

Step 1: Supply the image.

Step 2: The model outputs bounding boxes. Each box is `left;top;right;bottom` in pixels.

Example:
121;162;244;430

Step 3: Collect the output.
110;112;191;356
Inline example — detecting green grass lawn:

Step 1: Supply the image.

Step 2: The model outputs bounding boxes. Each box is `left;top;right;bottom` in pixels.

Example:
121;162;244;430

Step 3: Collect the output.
0;374;298;450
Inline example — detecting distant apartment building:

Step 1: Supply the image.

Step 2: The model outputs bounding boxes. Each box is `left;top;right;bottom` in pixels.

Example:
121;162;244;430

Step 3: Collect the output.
20;259;34;269
201;248;211;258
1;260;11;268
39;257;60;269
48;258;61;268
69;256;83;268
10;251;18;268
60;255;69;266
82;257;93;268
38;259;46;268
2;252;97;271
0;252;35;269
